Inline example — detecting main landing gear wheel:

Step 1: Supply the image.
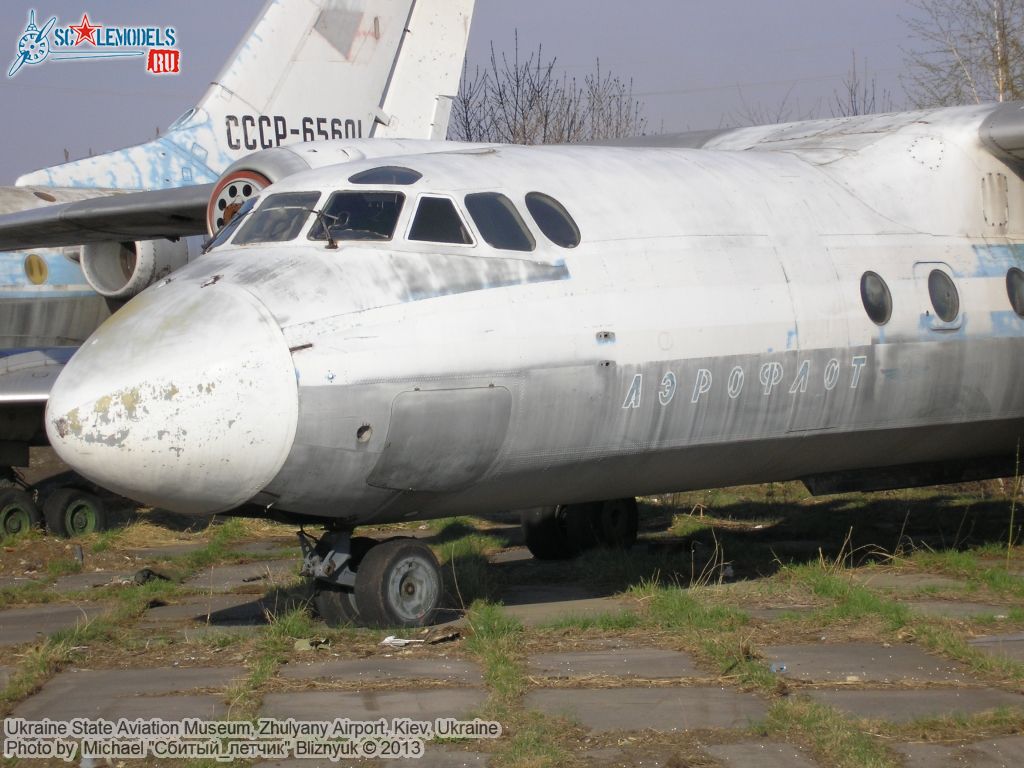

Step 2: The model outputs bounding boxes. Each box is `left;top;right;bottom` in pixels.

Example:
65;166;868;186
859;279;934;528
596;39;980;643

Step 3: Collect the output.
312;536;375;626
597;497;639;549
0;489;42;539
43;488;109;537
354;539;442;629
521;498;639;560
520;506;573;560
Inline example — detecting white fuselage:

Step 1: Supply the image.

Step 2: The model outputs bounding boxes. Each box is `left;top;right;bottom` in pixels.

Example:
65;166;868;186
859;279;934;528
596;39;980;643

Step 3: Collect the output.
44;104;1024;522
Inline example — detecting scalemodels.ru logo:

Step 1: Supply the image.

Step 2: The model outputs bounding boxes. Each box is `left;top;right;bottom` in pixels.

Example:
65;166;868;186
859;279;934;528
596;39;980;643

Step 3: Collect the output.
8;9;180;77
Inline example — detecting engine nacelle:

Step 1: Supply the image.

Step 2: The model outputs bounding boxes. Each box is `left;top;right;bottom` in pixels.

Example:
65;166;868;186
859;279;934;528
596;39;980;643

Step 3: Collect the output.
81;238;198;300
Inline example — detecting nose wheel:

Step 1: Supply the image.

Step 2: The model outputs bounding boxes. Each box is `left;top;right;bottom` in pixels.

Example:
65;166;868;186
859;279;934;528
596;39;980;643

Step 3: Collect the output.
303;531;442;629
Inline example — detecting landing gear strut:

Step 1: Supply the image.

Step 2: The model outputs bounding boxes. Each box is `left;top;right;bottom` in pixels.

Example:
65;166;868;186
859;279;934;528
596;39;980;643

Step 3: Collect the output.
521;497;639;560
301;529;442;628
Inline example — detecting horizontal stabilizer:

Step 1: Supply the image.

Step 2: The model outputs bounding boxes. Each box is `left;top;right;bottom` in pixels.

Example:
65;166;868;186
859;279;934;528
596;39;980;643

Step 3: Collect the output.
0;185;212;250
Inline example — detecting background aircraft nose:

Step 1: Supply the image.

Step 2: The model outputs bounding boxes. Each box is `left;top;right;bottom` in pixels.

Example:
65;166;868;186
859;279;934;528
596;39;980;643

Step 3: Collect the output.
45;279;299;515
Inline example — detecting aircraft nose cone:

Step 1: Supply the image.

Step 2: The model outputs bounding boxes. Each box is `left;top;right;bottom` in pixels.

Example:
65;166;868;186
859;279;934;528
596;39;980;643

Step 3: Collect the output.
45;279;298;514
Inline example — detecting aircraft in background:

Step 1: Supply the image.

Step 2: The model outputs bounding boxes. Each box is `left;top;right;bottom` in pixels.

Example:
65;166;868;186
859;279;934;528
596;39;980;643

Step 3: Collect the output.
4;94;1024;627
0;0;476;538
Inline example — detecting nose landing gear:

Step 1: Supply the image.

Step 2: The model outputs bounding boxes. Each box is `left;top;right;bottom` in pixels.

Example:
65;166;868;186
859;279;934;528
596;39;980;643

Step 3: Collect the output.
301;529;442;628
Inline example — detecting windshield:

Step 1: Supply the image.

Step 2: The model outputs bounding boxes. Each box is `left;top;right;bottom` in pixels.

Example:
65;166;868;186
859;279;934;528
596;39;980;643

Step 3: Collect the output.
233;191;321;245
204;197;258;251
308;191;405;242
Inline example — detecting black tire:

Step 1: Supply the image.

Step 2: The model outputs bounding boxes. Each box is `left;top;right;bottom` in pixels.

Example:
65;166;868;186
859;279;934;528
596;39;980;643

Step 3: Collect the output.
348;536;377;567
562;502;603;553
354;538;442;628
311;536;377;627
597;497;639;549
43;488;109;537
521;506;574;560
314;586;360;626
0;489;42;539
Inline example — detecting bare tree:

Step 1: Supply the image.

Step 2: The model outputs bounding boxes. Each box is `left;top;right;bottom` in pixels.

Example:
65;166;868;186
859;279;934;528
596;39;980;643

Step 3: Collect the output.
904;0;1024;107
448;32;647;144
832;51;896;117
730;84;820;127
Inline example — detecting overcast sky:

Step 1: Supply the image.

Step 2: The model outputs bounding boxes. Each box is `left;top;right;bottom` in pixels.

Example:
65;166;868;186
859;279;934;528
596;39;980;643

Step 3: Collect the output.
0;0;926;184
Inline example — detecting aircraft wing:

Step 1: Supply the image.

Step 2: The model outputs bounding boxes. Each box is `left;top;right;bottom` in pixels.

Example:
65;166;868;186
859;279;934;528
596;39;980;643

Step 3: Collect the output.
0;349;76;404
0;183;212;251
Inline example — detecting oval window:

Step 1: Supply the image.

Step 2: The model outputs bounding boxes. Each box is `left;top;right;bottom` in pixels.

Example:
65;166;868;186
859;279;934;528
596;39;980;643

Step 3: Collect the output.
860;271;892;325
348;166;422;185
1007;267;1024;317
525;192;580;248
927;269;959;322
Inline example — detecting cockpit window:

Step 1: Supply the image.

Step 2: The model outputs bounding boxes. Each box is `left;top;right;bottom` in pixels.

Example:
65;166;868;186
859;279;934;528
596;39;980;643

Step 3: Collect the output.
525;192;580;248
233;191;320;245
408;196;473;244
464;192;535;252
205;196;258;251
349;166;422;185
308;191;405;242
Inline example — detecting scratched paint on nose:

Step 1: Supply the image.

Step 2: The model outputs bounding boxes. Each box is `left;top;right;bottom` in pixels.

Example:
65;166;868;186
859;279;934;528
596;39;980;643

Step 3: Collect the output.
46;281;299;515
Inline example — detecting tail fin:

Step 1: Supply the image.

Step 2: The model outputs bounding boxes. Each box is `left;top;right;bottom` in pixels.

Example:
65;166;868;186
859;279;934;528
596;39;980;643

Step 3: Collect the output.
17;0;475;190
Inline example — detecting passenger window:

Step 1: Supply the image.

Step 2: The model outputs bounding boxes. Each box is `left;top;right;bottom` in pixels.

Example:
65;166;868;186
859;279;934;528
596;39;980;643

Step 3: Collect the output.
233;192;320;245
525;192;580;248
1007;268;1024;317
408;196;472;244
464;193;535;252
308;191;404;242
860;271;892;325
928;269;959;322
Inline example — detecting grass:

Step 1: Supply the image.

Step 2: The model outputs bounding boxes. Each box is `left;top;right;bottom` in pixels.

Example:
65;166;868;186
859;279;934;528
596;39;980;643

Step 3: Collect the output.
226;605;314;718
0;578;179;717
788;566;911;629
464;601;577;767
0;580;57;609
877;706;1024;742
3;476;1024;766
759;697;897;768
44;556;82;577
435;532;507;606
88;527;122;554
177;517;250;571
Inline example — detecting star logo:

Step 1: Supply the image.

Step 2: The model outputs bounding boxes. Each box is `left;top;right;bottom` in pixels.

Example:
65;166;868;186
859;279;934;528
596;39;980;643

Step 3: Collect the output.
69;13;101;46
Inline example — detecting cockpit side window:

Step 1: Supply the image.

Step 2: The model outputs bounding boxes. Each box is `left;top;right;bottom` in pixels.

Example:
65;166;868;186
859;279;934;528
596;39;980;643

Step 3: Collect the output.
408;196;473;245
205;196;258;251
464;192;535;252
308;191;405;242
525;192;580;248
233;191;320;245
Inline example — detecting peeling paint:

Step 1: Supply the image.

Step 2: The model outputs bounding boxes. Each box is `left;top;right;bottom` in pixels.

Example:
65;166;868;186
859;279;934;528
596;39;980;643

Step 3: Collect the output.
93;394;113;421
120;388;141;418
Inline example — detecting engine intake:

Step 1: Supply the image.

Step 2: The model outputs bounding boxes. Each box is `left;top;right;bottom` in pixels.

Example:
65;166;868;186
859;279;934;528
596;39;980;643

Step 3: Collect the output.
81;238;196;300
